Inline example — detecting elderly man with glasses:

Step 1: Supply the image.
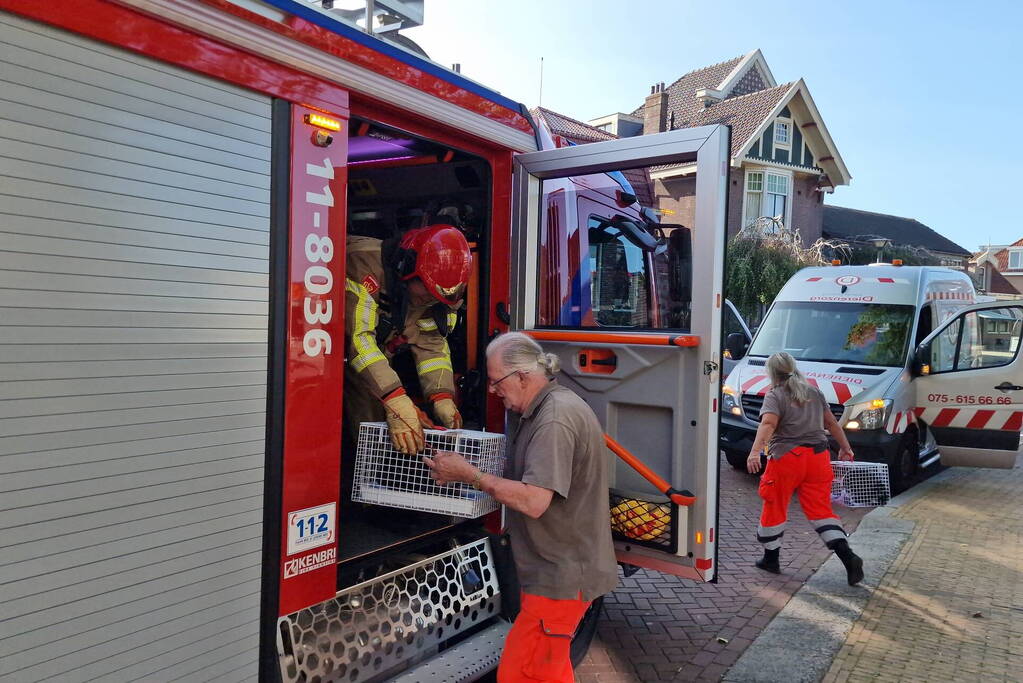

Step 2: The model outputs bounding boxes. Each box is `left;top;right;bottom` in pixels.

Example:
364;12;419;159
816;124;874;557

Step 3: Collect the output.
424;332;618;683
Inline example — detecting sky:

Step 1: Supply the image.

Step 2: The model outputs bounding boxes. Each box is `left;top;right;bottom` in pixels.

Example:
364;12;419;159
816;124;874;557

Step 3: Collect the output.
405;0;1020;252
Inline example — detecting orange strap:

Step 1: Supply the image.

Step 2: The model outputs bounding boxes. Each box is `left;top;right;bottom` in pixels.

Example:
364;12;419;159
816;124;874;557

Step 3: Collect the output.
604;434;696;506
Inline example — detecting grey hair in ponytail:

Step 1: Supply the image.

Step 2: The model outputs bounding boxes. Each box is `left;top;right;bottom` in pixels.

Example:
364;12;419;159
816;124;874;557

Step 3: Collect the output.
486;332;561;376
766;351;812;404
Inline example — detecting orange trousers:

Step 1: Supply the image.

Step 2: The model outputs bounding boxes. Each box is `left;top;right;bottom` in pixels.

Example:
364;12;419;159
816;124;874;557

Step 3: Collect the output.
497;592;590;683
757;446;847;550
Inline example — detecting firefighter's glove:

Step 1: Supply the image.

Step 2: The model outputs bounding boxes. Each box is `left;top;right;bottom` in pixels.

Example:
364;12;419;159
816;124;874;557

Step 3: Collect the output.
431;393;462;430
382;390;425;454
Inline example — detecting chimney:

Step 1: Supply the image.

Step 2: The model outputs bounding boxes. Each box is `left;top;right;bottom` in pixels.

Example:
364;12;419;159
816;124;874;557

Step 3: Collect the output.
643;82;668;135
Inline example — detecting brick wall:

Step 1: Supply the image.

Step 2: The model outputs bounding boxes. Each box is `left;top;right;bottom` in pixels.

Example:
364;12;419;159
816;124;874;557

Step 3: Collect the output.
654;176;697;231
790;174;824;243
655;168;823;244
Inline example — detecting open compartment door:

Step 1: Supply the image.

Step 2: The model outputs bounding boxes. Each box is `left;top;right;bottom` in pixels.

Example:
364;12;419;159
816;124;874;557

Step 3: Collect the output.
509;126;729;580
914;302;1023;469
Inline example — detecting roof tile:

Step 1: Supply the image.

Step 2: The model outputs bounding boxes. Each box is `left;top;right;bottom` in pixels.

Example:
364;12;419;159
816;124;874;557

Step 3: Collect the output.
528;107;654;209
690;83;791;158
531;107;617;144
631;55;744;124
822;205;970;256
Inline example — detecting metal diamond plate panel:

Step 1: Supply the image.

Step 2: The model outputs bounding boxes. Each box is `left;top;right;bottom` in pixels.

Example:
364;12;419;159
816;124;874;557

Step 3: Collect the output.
277;538;501;682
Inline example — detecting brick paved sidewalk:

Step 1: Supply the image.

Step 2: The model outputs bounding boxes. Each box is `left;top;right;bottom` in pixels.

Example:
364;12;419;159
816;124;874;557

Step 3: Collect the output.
821;458;1023;683
576;454;870;683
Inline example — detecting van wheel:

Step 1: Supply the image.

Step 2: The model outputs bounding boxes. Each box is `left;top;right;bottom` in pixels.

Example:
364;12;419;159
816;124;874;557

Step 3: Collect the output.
724;449;748;470
570;596;604;667
889;429;919;494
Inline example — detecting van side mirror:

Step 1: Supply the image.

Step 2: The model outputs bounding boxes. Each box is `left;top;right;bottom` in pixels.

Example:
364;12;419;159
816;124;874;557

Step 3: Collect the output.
911;343;931;377
724;332;749;361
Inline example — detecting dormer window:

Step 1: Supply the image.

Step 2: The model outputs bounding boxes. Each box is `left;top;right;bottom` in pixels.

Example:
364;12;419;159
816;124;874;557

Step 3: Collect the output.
1010;249;1023;270
774;119;791;146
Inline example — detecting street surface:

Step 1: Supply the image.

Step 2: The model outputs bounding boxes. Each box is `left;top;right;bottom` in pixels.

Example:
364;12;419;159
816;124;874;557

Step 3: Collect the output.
576;454;871;682
820;457;1023;683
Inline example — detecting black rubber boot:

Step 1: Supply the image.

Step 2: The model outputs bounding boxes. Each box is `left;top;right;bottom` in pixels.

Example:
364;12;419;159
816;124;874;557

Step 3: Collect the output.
755;548;780;574
831;539;864;586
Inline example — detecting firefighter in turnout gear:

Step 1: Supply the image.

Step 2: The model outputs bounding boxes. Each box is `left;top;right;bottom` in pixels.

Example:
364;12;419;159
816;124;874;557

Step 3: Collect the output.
344;224;472;454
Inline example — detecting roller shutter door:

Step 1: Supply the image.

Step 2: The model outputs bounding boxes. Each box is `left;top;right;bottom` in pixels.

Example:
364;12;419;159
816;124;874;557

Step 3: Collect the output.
0;12;270;682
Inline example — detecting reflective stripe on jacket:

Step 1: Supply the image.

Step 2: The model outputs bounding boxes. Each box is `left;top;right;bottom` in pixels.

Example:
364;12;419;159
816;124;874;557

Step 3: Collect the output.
345;235;458;399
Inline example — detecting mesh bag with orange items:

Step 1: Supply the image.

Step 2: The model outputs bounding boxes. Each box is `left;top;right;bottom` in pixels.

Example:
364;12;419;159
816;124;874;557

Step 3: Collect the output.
608;492;677;551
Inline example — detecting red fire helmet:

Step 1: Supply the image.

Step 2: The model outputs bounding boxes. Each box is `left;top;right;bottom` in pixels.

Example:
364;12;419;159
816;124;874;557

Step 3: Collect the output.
397;225;472;305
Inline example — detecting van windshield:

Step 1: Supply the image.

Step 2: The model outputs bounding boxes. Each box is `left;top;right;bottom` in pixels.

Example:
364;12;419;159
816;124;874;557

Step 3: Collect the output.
748;301;915;367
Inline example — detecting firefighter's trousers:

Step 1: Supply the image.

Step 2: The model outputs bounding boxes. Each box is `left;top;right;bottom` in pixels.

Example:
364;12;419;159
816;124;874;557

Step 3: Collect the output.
497;592;590;683
757;446;848;551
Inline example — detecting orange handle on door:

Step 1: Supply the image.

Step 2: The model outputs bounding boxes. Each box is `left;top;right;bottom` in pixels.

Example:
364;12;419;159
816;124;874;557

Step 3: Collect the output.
604;434;696;507
578;348;617;374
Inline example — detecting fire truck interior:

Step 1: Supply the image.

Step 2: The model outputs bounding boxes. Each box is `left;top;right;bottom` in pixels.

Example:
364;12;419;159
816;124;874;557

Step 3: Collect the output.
338;118;493;585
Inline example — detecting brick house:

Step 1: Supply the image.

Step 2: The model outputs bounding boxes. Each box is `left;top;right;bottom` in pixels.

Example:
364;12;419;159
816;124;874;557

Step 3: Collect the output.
971;241;1023;295
590;49;851;244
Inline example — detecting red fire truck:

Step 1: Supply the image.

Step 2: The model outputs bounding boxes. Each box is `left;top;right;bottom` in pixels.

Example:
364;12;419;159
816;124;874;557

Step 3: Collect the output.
0;2;728;681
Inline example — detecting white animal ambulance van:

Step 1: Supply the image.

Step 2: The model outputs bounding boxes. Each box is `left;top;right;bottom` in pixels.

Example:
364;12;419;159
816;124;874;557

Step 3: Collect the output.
721;263;1023;491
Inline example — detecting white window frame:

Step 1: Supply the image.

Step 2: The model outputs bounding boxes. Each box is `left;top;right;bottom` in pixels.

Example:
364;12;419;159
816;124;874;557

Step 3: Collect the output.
764;172;790;226
742;167;792;229
773;118;792;148
1009;249;1023;270
743;170;764;228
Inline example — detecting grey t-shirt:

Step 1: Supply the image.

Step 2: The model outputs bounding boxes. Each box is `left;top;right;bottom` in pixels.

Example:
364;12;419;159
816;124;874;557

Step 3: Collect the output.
759;385;830;459
504;380;619;602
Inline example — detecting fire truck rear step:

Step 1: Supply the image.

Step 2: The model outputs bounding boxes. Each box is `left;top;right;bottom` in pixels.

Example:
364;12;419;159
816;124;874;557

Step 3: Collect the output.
391;620;511;682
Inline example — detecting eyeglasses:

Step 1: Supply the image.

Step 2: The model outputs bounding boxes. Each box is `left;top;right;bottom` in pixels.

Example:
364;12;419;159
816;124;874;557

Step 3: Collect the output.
487;369;520;390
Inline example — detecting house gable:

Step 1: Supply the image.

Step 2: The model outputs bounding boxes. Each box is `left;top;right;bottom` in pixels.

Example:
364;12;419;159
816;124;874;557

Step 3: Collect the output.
717;49;777;99
734;80;850;187
746;105;814;171
633;53;849;187
692;49;779;105
728;63;768;97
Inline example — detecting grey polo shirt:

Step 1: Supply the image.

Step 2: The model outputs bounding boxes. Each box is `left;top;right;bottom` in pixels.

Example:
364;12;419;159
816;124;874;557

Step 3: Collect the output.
504;379;619;602
759;385;831;459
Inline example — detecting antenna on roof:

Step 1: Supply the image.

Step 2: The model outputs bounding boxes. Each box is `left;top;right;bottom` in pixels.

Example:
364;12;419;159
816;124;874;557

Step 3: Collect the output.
538;57;544;107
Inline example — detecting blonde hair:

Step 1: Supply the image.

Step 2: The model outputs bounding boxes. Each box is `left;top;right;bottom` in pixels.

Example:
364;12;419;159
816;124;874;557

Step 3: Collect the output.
766;352;813;405
486;332;561;376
